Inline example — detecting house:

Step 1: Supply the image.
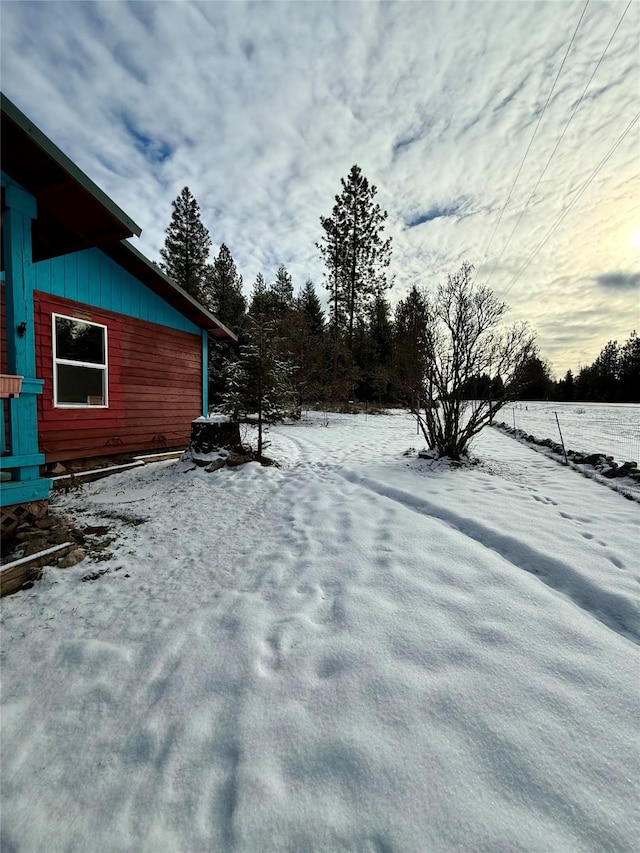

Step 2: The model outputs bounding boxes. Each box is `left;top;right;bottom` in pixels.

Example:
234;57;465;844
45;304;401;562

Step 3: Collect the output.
1;93;236;529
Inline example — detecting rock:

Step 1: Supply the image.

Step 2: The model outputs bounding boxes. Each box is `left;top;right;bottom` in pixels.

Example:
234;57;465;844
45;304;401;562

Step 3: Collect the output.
418;449;438;459
190;455;212;467
22;538;49;556
15;530;48;542
205;458;226;473
583;453;605;466
226;452;253;467
50;463;67;474
81;525;110;536
600;466;617;479
34;516;59;530
57;547;86;569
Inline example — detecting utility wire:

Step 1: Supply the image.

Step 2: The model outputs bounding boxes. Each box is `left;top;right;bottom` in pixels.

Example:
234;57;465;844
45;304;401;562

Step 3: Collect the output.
501;109;640;298
485;0;633;289
474;0;590;281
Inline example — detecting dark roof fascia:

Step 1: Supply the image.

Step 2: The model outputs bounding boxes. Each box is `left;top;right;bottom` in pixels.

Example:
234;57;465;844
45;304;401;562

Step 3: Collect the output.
106;240;238;342
1;93;141;238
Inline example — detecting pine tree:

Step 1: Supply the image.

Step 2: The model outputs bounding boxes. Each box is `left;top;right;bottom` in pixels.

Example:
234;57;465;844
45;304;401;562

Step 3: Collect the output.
592;340;619;401
160;187;211;301
353;293;393;401
392;286;430;406
317;216;344;335
297;279;325;335
249;272;272;319
269;265;294;317
222;314;295;458
555;369;575;402
317;165;392;347
619;331;640;402
204;244;247;333
286;280;327;404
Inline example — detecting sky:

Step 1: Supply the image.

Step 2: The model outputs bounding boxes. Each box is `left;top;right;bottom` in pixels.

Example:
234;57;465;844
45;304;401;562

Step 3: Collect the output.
1;0;638;376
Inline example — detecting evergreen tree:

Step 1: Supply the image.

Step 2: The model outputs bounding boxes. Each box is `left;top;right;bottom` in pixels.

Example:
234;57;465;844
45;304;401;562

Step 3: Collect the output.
354;293;394;401
555;369;575;402
285;280;327;405
317;216;344;335
592;340;619;401
249;272;272;319
575;364;597;401
318;165;392;346
222;314;295;457
269;265;295;317
619;331;640;402
297;279;325;335
204;244;247;333
392;286;430;406
515;354;553;400
160;187;211;301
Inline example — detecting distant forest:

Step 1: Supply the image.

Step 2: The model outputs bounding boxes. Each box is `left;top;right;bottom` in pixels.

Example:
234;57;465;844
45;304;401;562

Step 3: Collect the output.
541;332;639;404
159;183;639;410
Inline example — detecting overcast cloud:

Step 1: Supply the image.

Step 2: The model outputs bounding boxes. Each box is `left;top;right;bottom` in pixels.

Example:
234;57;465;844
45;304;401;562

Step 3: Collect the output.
2;0;638;375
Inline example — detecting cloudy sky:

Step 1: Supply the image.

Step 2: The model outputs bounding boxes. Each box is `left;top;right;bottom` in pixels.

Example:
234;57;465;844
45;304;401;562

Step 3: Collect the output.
2;0;638;375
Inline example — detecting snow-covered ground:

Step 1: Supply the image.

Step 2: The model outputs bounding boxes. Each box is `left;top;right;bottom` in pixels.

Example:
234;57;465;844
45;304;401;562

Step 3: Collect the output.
502;401;640;465
1;412;639;852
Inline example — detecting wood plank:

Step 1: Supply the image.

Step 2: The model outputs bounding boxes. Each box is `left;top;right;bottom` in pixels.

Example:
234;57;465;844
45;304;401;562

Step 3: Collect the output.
1;542;74;597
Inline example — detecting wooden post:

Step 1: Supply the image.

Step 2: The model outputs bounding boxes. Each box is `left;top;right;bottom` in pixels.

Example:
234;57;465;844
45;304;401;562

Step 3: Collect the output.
554;412;569;465
1;179;50;504
201;330;209;417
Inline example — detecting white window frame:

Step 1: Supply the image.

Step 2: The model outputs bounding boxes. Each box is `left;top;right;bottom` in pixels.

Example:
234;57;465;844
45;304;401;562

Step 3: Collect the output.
52;313;109;408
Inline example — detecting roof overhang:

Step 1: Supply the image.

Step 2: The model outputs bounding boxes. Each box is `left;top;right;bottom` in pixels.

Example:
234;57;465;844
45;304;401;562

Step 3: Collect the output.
1;93;141;261
104;241;237;341
1;94;236;342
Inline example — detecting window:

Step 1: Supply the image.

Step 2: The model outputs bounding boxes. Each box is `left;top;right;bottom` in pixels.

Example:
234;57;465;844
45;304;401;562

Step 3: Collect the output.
53;314;108;407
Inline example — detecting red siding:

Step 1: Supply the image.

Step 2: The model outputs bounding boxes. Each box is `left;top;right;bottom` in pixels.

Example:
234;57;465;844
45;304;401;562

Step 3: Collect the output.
35;292;203;462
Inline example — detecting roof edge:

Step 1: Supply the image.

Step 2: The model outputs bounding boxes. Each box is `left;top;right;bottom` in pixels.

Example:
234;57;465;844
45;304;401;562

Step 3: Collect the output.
1;93;142;238
119;241;238;342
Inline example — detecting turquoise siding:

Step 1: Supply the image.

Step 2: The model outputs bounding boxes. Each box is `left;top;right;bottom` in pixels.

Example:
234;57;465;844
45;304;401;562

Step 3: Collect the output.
33;248;201;334
1;178;51;507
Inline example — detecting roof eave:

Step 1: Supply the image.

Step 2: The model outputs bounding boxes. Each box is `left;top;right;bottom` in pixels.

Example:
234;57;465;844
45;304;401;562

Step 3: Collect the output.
110;241;238;342
1;93;142;239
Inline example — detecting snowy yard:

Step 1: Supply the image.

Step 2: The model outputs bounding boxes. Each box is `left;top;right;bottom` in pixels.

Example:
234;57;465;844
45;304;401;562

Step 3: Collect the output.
1;411;639;852
501;401;640;466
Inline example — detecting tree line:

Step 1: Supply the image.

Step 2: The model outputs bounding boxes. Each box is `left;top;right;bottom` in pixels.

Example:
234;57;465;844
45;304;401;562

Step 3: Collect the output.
549;334;639;404
159;170;637;459
504;333;639;404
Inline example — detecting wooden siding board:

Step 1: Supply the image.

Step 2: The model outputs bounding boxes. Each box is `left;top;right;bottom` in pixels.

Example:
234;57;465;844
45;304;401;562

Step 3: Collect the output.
34;248;201;334
63;252;78;302
35;292;203;462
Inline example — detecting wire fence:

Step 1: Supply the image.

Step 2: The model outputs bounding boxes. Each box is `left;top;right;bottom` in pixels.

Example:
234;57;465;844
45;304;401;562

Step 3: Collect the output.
504;404;640;465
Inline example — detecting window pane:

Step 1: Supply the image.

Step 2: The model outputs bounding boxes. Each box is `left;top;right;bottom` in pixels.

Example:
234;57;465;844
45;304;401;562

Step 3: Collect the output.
57;364;105;405
56;317;105;364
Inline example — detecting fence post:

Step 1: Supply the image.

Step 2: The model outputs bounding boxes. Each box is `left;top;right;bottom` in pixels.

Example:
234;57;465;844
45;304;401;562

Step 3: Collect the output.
554;412;569;465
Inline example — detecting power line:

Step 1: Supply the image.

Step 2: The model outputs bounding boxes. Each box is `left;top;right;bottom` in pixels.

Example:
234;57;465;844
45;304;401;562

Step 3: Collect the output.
501;109;640;298
484;0;633;289
474;0;590;281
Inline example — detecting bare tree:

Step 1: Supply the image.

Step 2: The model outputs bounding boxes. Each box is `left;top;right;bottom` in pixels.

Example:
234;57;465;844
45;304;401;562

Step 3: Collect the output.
415;262;535;460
